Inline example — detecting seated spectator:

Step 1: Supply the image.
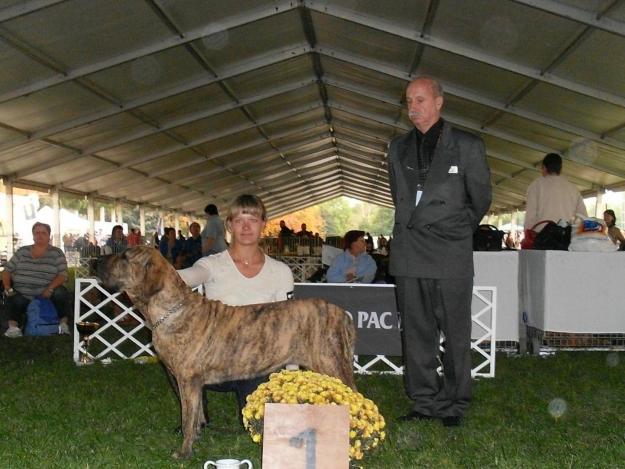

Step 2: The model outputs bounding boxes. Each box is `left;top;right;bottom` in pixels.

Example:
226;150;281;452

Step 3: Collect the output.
3;222;70;338
160;227;184;265
377;235;388;248
104;225;128;254
62;233;72;252
127;228;141;247
311;232;324;255
279;220;294;238
604;209;625;247
74;233;87;253
365;232;374;252
296;223;313;238
278;220;295;253
326;230;377;283
176;222;203;268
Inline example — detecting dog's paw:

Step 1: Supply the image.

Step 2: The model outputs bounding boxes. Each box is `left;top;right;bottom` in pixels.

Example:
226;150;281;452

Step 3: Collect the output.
171;449;191;460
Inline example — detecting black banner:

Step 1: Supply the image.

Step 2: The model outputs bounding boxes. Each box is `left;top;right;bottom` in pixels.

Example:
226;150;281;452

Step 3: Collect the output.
294;283;402;356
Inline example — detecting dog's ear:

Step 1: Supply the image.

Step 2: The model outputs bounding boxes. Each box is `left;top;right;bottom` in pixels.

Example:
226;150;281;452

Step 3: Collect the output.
141;251;166;298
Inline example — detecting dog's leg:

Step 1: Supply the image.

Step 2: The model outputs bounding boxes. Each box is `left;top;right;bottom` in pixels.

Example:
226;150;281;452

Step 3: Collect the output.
314;349;356;391
336;324;357;390
336;353;357;391
340;310;358;390
164;365;209;434
313;307;357;390
163;364;180;399
173;378;203;459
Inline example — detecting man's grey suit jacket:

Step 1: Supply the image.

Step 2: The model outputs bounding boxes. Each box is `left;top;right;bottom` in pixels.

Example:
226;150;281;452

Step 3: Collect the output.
387;121;492;279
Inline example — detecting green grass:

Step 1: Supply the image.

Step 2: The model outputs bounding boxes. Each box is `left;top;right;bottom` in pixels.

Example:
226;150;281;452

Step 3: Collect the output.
1;336;624;468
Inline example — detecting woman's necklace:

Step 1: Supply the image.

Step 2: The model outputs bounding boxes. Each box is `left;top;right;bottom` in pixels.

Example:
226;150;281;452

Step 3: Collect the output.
230;249;260;266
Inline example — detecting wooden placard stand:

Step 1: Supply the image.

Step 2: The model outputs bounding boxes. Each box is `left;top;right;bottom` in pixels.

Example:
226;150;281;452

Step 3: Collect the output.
262;403;350;469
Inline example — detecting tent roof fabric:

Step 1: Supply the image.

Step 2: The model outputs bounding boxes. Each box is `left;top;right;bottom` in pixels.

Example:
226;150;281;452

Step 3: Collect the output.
1;0;625;218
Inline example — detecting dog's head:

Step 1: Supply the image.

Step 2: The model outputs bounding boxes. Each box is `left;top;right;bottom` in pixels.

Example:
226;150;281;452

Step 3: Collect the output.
96;246;171;303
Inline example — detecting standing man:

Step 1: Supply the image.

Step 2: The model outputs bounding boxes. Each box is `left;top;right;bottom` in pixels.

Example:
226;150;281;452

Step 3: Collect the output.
201;204;227;256
387;76;491;427
524;153;587;232
176;222;203;268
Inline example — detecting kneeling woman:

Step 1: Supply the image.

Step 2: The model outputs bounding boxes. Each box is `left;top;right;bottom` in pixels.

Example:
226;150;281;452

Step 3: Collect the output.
177;194;294;418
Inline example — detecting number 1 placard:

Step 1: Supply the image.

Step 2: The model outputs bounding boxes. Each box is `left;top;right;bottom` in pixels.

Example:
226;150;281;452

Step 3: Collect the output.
262;403;350;469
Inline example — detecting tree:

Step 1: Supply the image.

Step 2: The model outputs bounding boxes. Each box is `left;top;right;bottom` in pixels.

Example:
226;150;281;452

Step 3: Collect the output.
318;198;352;237
265;205;324;237
366;205;395;236
319;197;394;237
265;197;394;240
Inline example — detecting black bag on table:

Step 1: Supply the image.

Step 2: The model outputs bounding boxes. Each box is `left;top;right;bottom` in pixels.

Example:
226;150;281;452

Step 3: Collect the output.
533;221;571;250
473;224;504;251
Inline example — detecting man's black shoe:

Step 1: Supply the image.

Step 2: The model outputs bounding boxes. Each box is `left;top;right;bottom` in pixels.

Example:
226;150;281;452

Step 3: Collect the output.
442;416;462;427
397;411;436;422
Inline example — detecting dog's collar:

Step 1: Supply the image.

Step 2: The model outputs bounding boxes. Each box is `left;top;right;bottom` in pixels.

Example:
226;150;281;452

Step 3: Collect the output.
152;301;184;330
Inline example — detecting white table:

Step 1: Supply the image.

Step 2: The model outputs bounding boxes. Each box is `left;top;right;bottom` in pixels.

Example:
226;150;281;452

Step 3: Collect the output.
520;250;625;333
473;251;519;342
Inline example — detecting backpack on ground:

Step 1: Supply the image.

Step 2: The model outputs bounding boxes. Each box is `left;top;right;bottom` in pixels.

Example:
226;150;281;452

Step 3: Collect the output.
25;297;59;336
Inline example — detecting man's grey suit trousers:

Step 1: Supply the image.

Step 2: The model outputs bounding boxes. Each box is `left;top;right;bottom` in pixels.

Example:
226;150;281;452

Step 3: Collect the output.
396;276;473;418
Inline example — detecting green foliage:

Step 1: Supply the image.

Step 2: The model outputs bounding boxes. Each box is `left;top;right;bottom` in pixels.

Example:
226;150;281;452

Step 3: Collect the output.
60;194;89;215
318;197;394;238
366;205;395;237
1;337;623;468
319;198;352;236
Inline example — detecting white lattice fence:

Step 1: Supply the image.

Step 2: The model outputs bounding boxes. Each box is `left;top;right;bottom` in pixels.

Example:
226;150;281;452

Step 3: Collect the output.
470;287;497;378
74;257;96;279
279;256;322;282
74;279;496;377
352;286;497;378
73;278;153;364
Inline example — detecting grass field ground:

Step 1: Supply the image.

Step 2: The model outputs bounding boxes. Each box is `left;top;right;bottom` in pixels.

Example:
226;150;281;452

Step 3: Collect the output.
1;335;624;468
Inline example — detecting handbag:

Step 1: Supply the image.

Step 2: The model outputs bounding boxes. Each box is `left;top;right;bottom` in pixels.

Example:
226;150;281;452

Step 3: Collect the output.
473;224;504;251
532;221;571;251
521;220;553;250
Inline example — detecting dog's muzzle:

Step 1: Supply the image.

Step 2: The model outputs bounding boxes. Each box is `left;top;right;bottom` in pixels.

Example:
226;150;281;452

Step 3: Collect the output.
94;254;116;287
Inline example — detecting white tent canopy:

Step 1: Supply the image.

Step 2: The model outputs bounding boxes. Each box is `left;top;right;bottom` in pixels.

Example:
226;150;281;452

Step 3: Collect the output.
1;0;625;219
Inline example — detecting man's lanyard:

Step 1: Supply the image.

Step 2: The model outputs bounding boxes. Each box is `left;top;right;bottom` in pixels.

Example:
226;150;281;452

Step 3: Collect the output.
415;127;443;206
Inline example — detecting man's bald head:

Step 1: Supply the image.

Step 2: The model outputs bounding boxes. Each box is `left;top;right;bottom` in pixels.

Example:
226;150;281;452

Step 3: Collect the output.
405;76;444;133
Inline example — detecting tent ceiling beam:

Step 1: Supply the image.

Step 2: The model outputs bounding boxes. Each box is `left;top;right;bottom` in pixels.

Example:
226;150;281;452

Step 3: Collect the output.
307;2;625;108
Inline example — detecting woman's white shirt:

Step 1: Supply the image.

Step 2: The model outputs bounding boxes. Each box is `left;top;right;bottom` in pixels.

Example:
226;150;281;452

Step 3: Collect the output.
177;250;294;306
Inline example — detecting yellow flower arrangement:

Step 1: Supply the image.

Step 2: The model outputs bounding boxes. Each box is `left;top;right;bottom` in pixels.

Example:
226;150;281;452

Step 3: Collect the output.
242;370;386;461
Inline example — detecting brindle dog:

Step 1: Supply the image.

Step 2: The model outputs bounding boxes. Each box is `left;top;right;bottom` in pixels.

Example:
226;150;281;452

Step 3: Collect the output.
96;246;356;458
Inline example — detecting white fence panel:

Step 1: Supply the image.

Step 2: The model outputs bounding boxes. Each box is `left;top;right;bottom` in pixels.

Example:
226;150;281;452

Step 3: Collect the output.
73;279;496;377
